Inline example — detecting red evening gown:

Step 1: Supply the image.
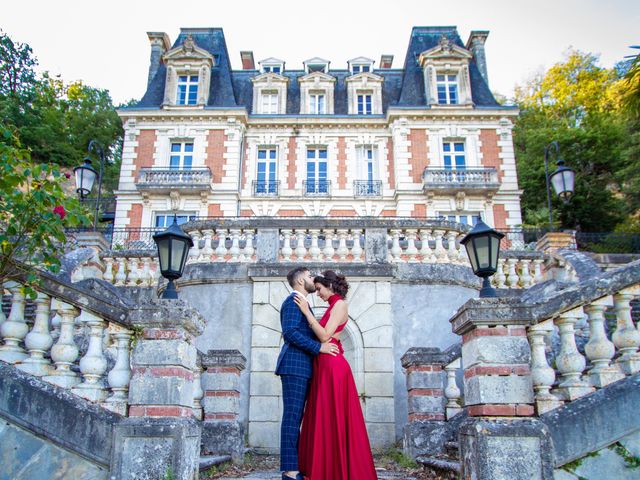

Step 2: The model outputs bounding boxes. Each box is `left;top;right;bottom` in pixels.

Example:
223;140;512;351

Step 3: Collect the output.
298;294;378;480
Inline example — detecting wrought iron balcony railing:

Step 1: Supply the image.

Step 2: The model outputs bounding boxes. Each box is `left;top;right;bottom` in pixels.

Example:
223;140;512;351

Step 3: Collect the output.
253;180;280;196
422;167;500;194
137;167;212;193
303;180;331;196
354;180;382;197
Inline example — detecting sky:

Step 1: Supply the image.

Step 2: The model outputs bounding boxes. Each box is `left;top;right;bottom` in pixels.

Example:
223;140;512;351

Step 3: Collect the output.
3;0;639;106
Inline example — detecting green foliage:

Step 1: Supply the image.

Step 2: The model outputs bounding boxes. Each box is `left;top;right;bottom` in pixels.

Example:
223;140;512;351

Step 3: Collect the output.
514;49;640;232
0;125;91;294
611;442;640;469
376;446;419;469
621;47;640;121
0;30;124;195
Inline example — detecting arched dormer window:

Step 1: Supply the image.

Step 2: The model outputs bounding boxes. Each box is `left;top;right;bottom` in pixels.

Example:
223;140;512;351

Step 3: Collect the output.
162;35;215;108
418;35;473;108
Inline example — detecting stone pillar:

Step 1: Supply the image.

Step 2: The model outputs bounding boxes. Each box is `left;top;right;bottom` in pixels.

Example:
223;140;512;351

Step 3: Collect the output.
110;300;205;480
365;228;389;264
256;228;280;263
535;231;577;253
466;31;490;87
146;32;171;87
451;297;554;479
200;349;247;462
401;347;459;458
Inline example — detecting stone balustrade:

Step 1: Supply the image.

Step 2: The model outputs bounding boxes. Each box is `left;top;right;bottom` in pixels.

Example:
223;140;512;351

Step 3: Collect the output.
100;253;161;287
528;284;640;414
0;281;133;415
492;252;547;289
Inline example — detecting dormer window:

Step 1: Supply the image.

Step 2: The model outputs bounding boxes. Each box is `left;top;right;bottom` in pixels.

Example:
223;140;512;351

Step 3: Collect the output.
309;91;326;114
261;90;279;114
161;34;214;108
264;65;281;74
346;69;384;115
436;74;458;105
357;91;372;115
418;35;473;108
259;57;285;74
298;69;336;114
304;57;330;74
348;57;375;75
177;75;199;105
251;66;289;115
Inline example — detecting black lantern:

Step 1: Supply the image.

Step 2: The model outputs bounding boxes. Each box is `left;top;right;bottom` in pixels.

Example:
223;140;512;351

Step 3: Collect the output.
545;141;576;230
460;219;505;298
74;140;105;230
152;216;194;299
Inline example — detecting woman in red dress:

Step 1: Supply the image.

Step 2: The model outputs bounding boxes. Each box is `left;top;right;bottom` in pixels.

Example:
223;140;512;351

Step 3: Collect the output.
293;270;378;480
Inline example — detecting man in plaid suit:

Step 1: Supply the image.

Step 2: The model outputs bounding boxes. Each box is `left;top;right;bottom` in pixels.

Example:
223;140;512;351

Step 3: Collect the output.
276;267;338;480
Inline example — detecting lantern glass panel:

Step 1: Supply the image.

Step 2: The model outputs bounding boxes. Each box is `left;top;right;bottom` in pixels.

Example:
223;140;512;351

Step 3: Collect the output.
490;235;501;270
464;242;478;272
170;238;187;271
75;166;96;196
474;236;490;270
158;239;170;273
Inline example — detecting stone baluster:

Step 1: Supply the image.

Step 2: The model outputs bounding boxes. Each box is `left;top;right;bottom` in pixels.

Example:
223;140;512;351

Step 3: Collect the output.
527;320;563;414
126;257;140;286
419;229;435;263
433;230;447;263
494;259;506;288
553;307;594;400
584;297;624;387
506;258;520;288
405;229;419;263
243;230;255;262
519;259;533;287
104;329;132;415
17;292;53;376
295;229;308;260
309;229;321;261
612;287;640;375
103;257;115;283
187;230;201;263
457;232;469;265
229;229;241;262
0;281;29;363
323;229;336;262
200;229;214;262
350;229;363;261
73;311;108;402
389;229;403;262
200;349;247;462
114;257;127;286
50;308;61;342
446;230;459;263
215;228;229;261
533;259;545;284
281;229;293;261
192;363;204;420
444;358;463;418
336;229;349;261
43;301;81;388
140;257;152;287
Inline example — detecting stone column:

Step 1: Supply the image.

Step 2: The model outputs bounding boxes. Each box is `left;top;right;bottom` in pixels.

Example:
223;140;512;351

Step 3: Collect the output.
364;228;389;264
200;349;247;462
451;297;554;480
110;300;205;480
401;346;459;458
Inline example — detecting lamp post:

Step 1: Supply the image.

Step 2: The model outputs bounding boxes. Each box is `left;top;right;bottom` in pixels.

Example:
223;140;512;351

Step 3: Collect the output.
544;141;576;231
73;140;106;230
460;219;505;298
152;216;194;299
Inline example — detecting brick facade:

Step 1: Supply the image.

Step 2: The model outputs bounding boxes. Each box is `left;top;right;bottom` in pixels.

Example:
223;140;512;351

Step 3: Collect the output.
408;129;429;183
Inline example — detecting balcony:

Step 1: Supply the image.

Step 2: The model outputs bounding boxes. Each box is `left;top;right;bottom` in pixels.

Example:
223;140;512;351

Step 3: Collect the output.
136;167;212;194
354;180;382;197
303;180;331;196
253;180;280;197
422;167;500;195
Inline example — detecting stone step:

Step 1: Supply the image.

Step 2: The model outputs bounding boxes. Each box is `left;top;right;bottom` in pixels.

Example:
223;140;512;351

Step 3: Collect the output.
215;470;415;479
200;455;232;471
416;455;461;474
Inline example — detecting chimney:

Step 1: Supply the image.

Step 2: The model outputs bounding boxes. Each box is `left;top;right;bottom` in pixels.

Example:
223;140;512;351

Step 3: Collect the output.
466;31;490;86
379;54;394;69
146;32;171;87
240;51;255;70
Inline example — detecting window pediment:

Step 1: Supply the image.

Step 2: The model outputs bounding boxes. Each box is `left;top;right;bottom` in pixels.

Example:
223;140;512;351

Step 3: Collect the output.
251;72;289;85
345;72;384;84
298;71;336;84
418;36;472;65
162;35;215;66
303;57;330;74
251;73;288;114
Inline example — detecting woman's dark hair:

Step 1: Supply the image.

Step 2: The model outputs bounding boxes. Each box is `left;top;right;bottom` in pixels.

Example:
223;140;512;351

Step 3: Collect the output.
313;270;349;297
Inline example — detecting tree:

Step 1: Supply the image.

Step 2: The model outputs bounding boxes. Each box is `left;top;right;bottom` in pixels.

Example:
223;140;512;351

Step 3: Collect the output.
514;49;638;232
0;125;90;294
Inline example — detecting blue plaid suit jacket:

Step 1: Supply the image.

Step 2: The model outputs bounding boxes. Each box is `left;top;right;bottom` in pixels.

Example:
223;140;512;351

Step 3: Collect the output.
275;292;321;378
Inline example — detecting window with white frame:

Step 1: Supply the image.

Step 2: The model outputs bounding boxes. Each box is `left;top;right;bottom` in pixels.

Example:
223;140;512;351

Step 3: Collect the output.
256;148;278;194
176;75;199;105
306;148;328;193
352;64;371;74
263;65;281;74
442;141;466;170
436;74;458;105
154;213;197;228
170;142;194;170
309;91;326;114
358;146;377;181
261;90;279;114
446;214;482;226
357;92;373;115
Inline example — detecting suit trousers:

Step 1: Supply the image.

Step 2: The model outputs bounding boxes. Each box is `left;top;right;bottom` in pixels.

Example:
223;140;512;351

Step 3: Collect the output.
280;374;310;471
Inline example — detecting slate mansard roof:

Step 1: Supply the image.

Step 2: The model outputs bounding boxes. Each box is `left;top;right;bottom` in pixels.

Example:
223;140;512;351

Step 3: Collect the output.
136;26;501;113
